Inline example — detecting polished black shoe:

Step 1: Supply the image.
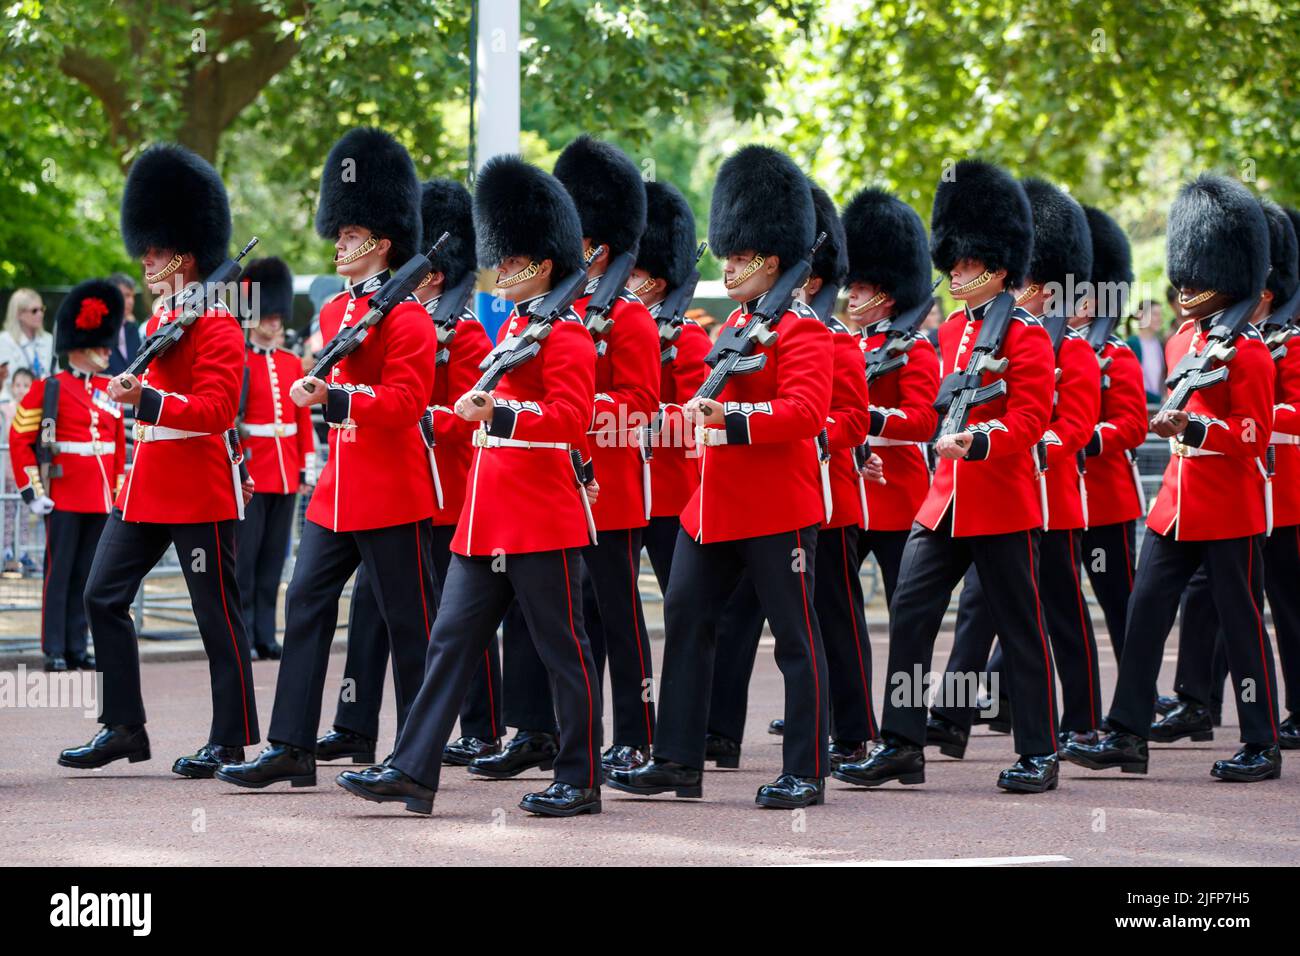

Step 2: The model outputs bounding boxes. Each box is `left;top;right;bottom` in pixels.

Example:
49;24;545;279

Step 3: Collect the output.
443;735;502;766
768;718;785;736
520;781;602;817
997;753;1059;793
1153;693;1179;717
315;729;377;764
1149;700;1214;743
1211;744;1282;782
1058;729;1101;749
172;744;245;779
605;758;703;798
704;734;742;769
833;740;925;787
253;642;283;661
601;744;649;774
1279;715;1300;751
216;743;316;789
337;764;435;814
925;715;968;759
44;655;69;673
1061;731;1148;774
756;774;825;808
58;725;150;769
973;696;1011;733
829;739;867;770
467;730;558;779
66;652;96;670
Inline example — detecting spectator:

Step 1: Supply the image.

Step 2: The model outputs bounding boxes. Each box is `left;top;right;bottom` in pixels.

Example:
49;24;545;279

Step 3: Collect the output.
0;289;54;388
105;272;142;376
0;367;34;435
1127;295;1169;403
687;306;721;341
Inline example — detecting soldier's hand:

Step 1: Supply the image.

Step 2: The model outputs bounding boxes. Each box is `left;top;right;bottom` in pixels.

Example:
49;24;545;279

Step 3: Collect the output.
684;397;723;426
241;478;255;507
108;373;142;405
1150;409;1189;438
455;390;495;421
936;432;973;460
291;377;327;407
29;495;55;516
297;482;314;495
861;452;887;485
584;479;600;505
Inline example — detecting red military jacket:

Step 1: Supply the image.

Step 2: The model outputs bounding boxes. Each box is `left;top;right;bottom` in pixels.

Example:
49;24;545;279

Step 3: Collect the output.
823;316;871;530
859;319;939;531
307;271;437;533
242;344;314;495
648;316;710;518
452;297;596;556
118;296;244;523
1272;331;1300;528
1147;319;1274;540
427;299;493;526
9;369;125;514
1082;333;1148;526
578;287;660;531
1041;327;1101;531
915;300;1055;537
683;297;833;544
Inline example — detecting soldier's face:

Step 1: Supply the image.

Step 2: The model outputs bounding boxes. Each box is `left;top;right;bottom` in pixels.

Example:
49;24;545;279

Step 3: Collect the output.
949;259;1004;302
627;267;665;306
334;226;386;279
846;281;893;326
141;247;189;294
722;251;777;302
1176;287;1234;322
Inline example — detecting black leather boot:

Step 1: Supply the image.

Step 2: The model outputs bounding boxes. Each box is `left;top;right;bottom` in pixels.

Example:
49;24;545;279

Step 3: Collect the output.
337;764;436;814
767;718;784;736
1061;731;1148;774
1211;744;1282;782
997;753;1059;793
833;739;925;787
756;774;825;808
605;758;703;798
704;733;742;769
1279;715;1300;751
829;739;867;770
58;725;150;769
216;743;316;788
315;728;377;764
1149;699;1214;743
925;715;969;759
443;735;502;766
519;782;602;817
601;744;649;774
467;730;558;779
172;744;246;779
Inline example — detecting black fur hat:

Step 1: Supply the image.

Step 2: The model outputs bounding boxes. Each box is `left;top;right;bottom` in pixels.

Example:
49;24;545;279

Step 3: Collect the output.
808;181;848;286
1022;177;1092;291
930;160;1033;287
1082;205;1133;317
553;135;647;257
708;145;815;269
120;144;232;278
474;155;584;277
54;279;125;353
637;180;697;288
239;257;294;325
1260;199;1299;304
1166;174;1270;301
842;187;932;313
315;127;422;267
421;179;477;288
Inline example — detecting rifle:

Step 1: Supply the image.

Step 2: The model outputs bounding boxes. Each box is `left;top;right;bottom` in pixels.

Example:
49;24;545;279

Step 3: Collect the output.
1158;296;1259;415
1261;282;1300;362
656;242;707;365
122;236;260;380
862;277;942;383
933;291;1016;438
431;272;479;366
582;249;634;349
1084;311;1123;390
807;280;840;324
300;232;450;392
35;376;62;491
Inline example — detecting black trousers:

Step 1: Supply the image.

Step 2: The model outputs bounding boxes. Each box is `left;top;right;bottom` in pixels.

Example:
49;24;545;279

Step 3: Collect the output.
389;548;602;791
234;492;297;650
1108;530;1280;744
332;525;503;742
267;519;438;751
643;515;681;594
932;568;1000;731
502;528;656;748
883;517;1058;756
43;510;107;658
85;513;259;746
1081;520;1137;660
1173;566;1230;715
654;525;829;778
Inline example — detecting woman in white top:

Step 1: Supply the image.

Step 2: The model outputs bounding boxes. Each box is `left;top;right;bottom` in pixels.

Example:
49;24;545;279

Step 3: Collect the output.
0;288;55;395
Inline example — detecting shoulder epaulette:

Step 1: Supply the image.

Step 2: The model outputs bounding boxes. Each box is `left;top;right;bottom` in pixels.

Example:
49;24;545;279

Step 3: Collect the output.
790;300;818;321
1011;307;1040;326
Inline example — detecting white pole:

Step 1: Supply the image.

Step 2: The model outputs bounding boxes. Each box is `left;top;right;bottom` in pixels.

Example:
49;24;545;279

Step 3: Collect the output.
475;0;521;171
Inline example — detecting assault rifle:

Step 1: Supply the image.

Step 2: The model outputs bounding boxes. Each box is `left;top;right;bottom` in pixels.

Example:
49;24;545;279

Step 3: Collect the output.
583;248;637;350
1262;283;1300;362
431;272;479;366
656;242;707;365
862;277;942;383
1158;296;1260;415
933;291;1016;438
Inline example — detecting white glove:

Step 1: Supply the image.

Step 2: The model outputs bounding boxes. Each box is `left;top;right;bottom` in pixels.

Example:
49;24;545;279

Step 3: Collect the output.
30;495;55;516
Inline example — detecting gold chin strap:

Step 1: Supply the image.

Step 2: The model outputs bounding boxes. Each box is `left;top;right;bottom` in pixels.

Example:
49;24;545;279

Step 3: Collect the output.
949;270;993;296
1178;288;1217;308
725;253;766;290
1014;282;1041;306
335;235;379;266
848;290;889;315
415;271;433;290
630;276;655;298
144;254;183;284
498;260;542;288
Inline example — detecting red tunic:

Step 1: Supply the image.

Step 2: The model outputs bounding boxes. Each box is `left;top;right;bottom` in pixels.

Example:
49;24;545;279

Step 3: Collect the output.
682;299;833;544
242;345;314;495
9;370;125;514
118;298;244;523
823;318;871;530
1272;334;1300;528
307;273;437;533
1041;329;1101;531
451;300;596;556
915;302;1055;537
1082;335;1148;526
648;319;710;518
1147;320;1274;540
428;304;493;526
859;320;939;531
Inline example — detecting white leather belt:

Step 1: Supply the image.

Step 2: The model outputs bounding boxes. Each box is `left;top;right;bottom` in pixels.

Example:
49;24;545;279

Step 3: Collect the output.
473;431;568;451
1170;439;1222;458
135;423;210;443
868;436;915;448
54;440;112;456
1270;432;1300;445
243;422;297;438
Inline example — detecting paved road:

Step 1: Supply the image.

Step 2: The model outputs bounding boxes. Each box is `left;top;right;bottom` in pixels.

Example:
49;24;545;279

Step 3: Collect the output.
3;632;1298;866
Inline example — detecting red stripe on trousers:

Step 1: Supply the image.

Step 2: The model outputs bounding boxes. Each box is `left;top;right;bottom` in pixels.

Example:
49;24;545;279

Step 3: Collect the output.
415;522;430;638
1246;541;1279;740
796;529;822;777
1026;533;1058;742
213;523;252;745
483;649;498;738
561;549;596;787
841;527;876;737
627;531;654;746
1067;529;1098;729
41;526;50;653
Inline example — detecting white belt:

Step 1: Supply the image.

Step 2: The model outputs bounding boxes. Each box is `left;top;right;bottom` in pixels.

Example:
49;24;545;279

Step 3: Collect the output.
135;424;210;443
868;436;915;448
53;440;112;457
1170;439;1222;458
243;422;297;438
1270;432;1300;445
473;431;568;451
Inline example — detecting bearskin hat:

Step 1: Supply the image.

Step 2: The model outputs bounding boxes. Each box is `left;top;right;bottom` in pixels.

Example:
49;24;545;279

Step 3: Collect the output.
239;257;294;325
1082;205;1133;317
474;155;584;277
1260;199;1299;304
930;160;1034;288
315;127;422;267
808;181;848;287
420;179;477;289
637;180;697;288
553;135;647;258
120;144;232;278
1166;174;1270;302
708;146;815;270
841;188;931;313
1022;178;1092;292
54;279;125;353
